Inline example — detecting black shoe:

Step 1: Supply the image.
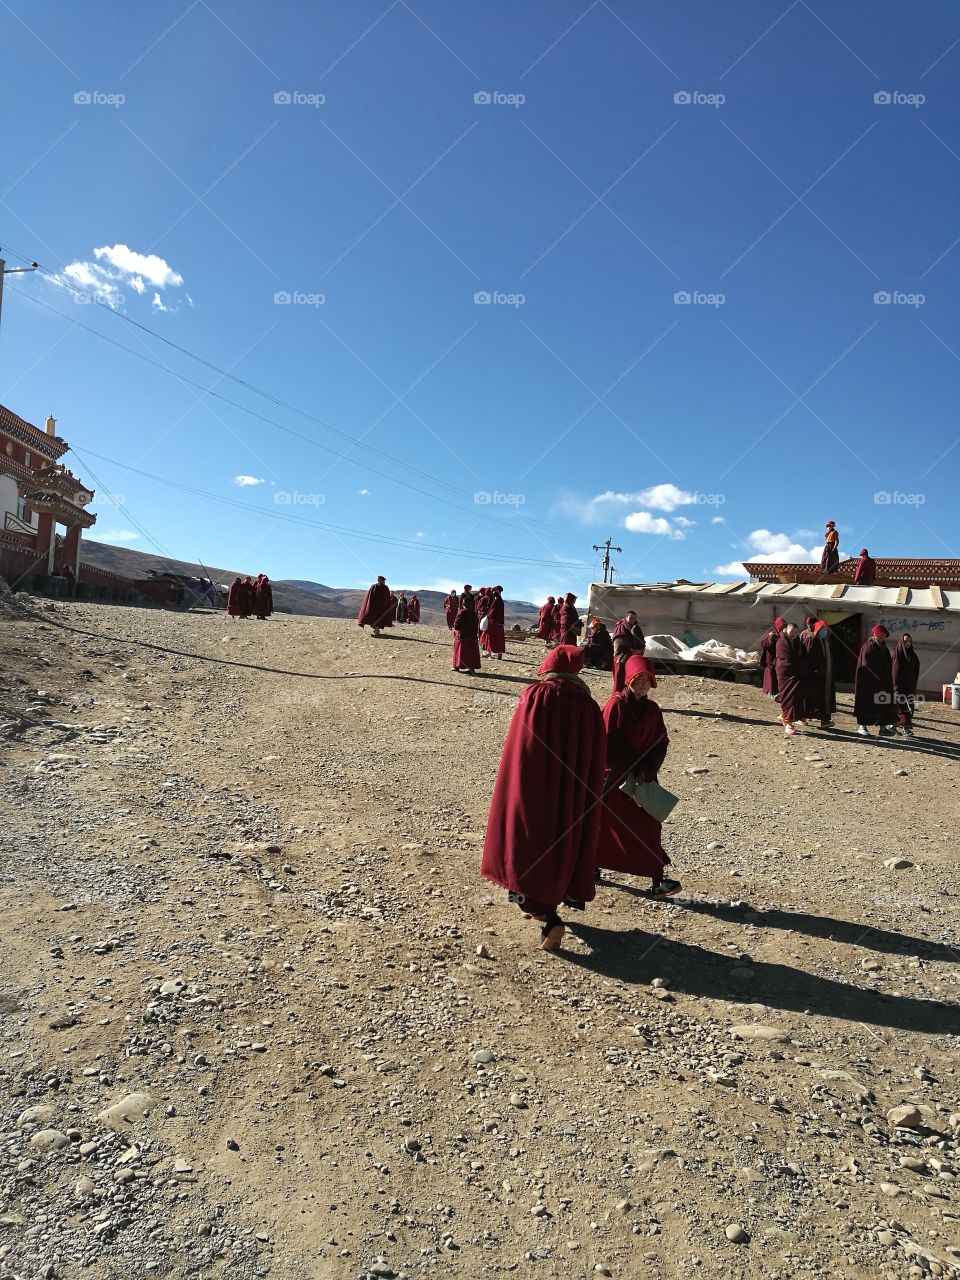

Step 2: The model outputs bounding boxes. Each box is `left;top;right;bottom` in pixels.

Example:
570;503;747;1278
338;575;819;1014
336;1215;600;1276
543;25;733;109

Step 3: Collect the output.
648;877;681;900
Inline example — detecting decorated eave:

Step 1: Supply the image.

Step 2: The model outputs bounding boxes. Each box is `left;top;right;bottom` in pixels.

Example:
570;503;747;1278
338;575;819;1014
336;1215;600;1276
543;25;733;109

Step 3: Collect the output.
21;463;97;528
744;559;960;589
0;403;68;460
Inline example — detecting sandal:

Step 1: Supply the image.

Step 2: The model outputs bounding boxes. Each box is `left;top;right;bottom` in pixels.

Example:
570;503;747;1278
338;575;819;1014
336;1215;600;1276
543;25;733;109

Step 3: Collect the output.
648;877;681;900
539;923;565;951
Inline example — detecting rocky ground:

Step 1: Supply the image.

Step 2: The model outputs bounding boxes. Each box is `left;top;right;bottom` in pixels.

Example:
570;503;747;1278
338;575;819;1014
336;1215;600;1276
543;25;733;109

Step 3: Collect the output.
1;596;959;1280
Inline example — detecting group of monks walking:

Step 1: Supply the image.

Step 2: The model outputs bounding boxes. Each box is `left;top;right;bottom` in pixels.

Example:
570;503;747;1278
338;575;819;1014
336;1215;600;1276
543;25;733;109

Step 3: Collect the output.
355;577;422;635
443;585;505;670
227;573;273;620
760;617;921;738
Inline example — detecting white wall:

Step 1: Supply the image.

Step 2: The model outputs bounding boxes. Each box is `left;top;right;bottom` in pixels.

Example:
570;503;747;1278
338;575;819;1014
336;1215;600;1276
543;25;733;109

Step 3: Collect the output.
0;473;18;520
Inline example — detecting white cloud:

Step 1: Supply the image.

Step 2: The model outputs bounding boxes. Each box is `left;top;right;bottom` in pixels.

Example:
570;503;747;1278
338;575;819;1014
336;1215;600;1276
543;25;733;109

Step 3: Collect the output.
358;488;370;496
713;527;820;577
624;510;690;540
415;531;425;539
233;475;264;487
57;244;185;313
98;528;141;544
711;515;725;525
94;244;184;289
558;481;705;527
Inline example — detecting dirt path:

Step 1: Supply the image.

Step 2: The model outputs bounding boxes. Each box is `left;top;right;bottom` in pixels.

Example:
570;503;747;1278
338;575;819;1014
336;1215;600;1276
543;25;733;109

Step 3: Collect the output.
2;598;959;1280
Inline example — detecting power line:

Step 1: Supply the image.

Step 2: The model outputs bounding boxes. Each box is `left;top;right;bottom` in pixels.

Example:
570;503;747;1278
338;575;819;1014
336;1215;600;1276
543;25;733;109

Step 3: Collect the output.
70;445;591;573
1;242;586;548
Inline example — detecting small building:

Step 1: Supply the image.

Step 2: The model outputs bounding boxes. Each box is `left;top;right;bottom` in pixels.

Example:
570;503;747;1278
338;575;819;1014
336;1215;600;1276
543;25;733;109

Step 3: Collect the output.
0;403;96;588
588;572;959;694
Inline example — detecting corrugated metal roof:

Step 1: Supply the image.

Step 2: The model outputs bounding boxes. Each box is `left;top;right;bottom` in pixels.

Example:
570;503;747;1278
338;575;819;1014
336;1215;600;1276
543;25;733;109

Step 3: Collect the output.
617;580;958;612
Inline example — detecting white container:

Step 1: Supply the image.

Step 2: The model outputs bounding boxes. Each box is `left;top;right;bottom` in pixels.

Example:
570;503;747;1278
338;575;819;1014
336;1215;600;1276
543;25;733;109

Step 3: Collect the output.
952;684;960;711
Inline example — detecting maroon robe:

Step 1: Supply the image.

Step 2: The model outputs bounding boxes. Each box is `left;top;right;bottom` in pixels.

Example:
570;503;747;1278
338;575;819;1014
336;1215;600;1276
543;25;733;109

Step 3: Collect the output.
536;600;555;640
855;636;895;725
800;629;825;719
453;600;482;670
551;601;563;642
892;637;920;727
485;593;506;654
775;630;805;723
254;576;273;619
560;598;580;645
596;692;670;878
408;595;420;623
758;631;779;696
444;592;459;628
582;624;613;670
481;674;606;910
227;577;246;618
357;580;394;629
820;530;839;573
853;555;876;586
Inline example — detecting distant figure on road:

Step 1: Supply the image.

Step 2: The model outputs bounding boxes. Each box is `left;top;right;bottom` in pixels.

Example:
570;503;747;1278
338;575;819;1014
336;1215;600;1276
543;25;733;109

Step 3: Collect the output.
408;593;421;623
854;548;876;586
358;575;394;637
484;585;506;660
892;633;920;738
560;592;580;645
775;621;805;734
596;655;681;900
452;587;481;674
537;596;555;644
611;612;646;691
254;574;273;620
444;590;459;628
757;618;784;699
856;624;896;738
581;618;613;670
481;645;605;951
227;576;247;619
820;521;840;574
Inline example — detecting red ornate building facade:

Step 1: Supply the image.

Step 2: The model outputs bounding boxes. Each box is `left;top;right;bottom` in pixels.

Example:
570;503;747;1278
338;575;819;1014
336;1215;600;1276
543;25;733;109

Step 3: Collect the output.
0;403;96;587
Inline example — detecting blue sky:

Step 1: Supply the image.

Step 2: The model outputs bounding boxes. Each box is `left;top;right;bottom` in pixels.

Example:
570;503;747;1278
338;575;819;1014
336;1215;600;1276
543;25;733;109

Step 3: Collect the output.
1;0;958;602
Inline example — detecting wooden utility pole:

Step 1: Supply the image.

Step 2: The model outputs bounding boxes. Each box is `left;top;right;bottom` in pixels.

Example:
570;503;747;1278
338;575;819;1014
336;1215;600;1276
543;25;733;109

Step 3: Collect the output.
593;537;623;584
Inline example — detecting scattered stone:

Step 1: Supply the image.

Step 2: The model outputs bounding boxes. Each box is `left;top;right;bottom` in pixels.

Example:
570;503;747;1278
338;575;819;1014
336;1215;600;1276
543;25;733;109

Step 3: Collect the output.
725;1224;749;1244
97;1092;155;1131
883;857;913;871
886;1104;923;1130
29;1129;69;1152
473;1049;494;1064
729;1024;791;1044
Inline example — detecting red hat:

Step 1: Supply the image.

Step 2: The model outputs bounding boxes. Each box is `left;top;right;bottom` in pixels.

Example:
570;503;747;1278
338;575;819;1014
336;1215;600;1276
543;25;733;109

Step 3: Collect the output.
463;584;473;592
813;620;828;634
377;575;386;583
825;521;836;527
859;548;869;557
624;655;657;688
871;624;889;639
538;645;586;676
774;616;786;630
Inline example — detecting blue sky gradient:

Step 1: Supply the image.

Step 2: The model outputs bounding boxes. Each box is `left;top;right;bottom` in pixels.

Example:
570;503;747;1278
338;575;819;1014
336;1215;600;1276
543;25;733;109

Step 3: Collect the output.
1;0;958;600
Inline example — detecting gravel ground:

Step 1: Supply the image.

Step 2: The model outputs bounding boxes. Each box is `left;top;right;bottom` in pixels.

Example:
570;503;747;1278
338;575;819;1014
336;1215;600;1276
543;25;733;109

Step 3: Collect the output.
1;596;959;1280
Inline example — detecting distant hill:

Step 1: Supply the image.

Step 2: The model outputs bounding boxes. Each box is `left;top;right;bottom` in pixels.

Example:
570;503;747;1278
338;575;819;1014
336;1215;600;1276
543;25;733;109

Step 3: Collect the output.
79;540;541;626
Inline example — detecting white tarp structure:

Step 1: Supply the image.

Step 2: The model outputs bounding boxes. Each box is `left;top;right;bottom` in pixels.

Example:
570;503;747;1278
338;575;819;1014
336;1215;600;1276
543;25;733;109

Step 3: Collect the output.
588;580;959;693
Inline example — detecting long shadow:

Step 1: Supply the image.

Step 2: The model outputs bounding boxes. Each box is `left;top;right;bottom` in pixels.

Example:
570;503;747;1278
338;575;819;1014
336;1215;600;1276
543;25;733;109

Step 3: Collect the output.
663;708;778;729
674;897;960;964
561;922;960;1036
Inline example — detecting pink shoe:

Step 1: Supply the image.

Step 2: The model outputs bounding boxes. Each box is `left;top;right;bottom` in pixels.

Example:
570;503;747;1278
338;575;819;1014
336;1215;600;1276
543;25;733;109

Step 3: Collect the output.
784;724;796;736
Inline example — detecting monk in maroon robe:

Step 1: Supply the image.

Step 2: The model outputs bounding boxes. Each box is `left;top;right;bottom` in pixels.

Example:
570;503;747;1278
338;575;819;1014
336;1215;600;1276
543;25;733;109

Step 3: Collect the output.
551;598;563;643
254;574;273;620
855;625;896;735
481;645;606;950
478;588;493;654
800;617;832;726
775;622;805;733
581;618;613;670
537;597;555;643
560;592;580;645
444;590;459;629
892;633;920;737
596;655;680;898
227;576;245;619
758;617;784;697
820;521;839;573
611;613;646;692
358;576;394;636
241;576;255;617
853;549;876;586
452;588;481;673
485;586;506;659
408;594;421;623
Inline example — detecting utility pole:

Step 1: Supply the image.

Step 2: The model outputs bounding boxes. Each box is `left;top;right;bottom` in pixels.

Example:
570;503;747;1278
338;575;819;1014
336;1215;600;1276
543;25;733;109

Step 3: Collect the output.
0;254;39;337
592;537;623;584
